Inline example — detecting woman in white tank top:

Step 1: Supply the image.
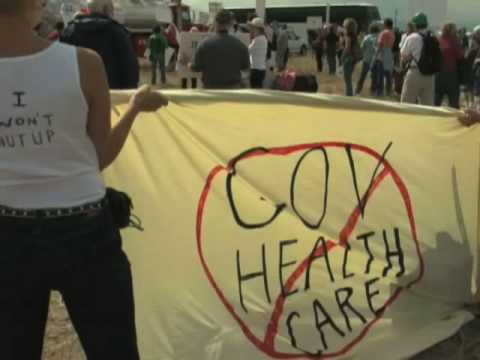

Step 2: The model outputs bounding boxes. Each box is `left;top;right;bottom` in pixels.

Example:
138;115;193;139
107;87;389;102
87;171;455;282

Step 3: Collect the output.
0;0;167;358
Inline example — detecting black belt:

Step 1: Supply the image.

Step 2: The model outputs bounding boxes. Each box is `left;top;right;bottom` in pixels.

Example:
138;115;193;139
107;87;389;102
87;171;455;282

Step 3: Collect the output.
0;198;107;219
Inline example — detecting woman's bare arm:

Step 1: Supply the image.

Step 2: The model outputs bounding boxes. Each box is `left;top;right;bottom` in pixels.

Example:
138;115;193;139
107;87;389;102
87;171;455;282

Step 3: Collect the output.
78;48;167;170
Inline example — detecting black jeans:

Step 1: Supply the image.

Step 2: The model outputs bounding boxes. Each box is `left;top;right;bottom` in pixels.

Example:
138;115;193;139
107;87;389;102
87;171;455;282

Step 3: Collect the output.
435;71;461;109
315;48;324;72
181;77;198;89
250;69;266;89
327;52;337;75
0;207;139;360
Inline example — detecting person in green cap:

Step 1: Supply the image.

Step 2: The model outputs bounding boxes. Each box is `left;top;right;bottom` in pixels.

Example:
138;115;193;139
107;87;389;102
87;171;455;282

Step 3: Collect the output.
149;25;168;85
400;12;442;105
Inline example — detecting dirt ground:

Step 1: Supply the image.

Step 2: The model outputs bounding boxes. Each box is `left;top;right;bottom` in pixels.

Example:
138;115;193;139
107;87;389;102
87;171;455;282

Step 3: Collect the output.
41;54;465;359
140;53;376;97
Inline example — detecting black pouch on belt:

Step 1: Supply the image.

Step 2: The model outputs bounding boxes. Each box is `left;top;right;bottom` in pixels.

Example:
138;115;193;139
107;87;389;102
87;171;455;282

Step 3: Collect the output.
106;188;144;231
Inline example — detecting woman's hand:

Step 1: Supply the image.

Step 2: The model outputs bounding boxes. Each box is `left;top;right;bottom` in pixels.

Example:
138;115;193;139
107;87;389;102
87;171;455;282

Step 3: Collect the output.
129;85;169;114
459;109;480;127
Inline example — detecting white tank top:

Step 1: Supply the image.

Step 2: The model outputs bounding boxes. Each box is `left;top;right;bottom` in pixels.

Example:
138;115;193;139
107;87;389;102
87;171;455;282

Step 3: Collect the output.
0;42;106;209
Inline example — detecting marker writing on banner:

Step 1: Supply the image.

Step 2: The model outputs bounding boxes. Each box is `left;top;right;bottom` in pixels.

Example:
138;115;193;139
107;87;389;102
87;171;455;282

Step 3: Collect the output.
229;143;408;354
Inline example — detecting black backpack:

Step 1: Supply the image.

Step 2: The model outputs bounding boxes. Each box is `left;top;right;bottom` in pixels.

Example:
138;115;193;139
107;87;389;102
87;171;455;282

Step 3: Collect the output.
417;32;443;75
292;75;319;92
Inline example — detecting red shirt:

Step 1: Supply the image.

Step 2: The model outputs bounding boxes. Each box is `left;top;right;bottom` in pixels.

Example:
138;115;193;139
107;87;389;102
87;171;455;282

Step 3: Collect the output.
378;29;395;49
439;35;464;72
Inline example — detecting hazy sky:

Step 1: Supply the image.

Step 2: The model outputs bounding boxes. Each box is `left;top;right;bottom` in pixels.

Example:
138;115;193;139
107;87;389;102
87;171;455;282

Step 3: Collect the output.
188;0;480;28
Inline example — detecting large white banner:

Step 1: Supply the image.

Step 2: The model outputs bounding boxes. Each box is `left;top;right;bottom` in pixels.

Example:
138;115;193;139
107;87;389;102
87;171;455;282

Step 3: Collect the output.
106;90;480;360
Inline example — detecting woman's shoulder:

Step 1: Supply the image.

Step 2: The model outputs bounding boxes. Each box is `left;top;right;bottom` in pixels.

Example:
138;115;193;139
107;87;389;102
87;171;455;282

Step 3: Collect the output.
77;47;104;71
76;47;107;103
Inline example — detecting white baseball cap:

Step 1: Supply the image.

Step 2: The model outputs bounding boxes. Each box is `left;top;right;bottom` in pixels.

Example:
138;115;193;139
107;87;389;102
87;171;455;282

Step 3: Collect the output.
474;25;480;39
249;17;265;29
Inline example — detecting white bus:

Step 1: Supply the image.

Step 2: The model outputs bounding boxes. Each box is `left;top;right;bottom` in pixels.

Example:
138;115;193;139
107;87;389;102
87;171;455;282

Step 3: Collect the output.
227;3;381;43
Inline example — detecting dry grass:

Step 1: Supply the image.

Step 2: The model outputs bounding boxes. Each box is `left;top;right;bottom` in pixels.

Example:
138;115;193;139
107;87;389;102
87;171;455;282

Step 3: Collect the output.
42;292;85;359
140;53;404;101
141;53;354;95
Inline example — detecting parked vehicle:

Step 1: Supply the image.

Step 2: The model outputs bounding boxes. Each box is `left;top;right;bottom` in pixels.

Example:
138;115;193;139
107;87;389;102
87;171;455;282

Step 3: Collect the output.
287;28;308;55
42;0;206;57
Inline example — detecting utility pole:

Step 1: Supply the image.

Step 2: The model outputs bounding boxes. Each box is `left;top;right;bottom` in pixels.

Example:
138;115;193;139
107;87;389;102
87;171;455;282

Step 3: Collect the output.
326;2;331;25
175;0;183;31
256;0;266;20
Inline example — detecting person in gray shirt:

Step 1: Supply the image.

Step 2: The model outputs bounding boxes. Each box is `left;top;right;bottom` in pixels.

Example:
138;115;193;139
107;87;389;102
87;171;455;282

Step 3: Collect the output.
191;10;250;89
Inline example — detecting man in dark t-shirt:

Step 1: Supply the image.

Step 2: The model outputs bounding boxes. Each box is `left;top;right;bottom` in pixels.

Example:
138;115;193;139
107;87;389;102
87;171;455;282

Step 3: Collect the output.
191;10;250;89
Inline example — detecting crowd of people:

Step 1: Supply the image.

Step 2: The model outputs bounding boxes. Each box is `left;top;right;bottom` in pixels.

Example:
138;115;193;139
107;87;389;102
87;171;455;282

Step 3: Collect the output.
312;12;480;109
39;0;480;111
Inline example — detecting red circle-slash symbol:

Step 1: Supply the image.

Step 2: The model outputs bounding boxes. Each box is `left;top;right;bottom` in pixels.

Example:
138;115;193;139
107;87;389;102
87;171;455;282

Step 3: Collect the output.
196;142;424;359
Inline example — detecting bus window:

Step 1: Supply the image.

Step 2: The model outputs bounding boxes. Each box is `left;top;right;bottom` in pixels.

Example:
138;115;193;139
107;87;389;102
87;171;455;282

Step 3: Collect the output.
330;6;378;32
367;7;381;25
228;5;381;33
182;8;191;22
267;6;324;24
231;9;251;24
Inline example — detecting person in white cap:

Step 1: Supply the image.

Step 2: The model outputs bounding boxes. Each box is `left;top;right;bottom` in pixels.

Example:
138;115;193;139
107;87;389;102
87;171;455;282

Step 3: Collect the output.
248;17;268;88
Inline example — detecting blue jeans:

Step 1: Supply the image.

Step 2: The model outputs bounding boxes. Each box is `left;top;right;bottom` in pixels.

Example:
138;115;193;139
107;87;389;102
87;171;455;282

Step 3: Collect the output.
343;57;355;96
0;207;139;360
373;60;392;96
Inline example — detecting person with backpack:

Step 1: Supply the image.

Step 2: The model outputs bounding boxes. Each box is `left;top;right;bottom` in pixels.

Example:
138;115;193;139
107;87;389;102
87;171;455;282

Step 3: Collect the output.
435;22;464;109
356;22;380;95
341;18;360;96
400;13;442;105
